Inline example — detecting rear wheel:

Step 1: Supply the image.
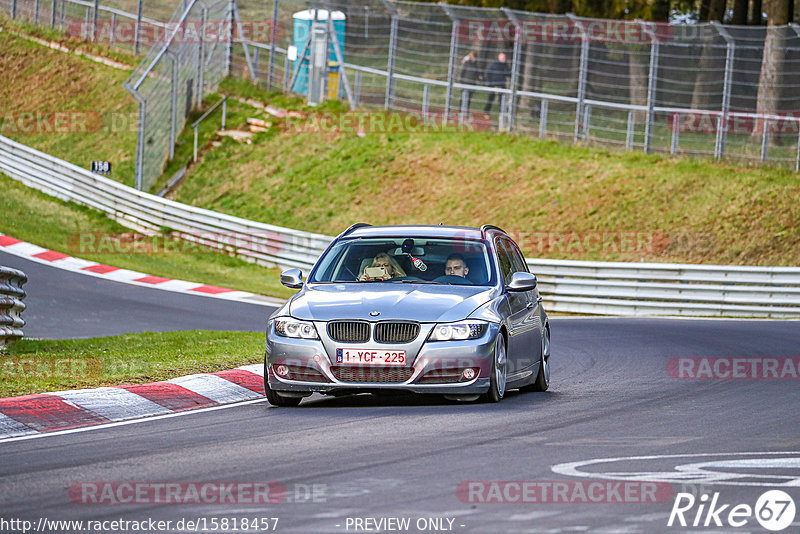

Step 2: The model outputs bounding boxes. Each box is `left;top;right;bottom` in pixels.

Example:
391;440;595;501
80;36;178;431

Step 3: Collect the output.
264;370;302;407
485;334;507;403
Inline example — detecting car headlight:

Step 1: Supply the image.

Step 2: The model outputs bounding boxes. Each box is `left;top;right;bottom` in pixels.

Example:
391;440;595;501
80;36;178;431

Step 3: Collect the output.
428;320;488;341
273;317;319;339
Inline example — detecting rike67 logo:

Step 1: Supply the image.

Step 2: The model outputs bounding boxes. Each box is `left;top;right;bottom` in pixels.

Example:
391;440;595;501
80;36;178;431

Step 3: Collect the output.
668;489;796;531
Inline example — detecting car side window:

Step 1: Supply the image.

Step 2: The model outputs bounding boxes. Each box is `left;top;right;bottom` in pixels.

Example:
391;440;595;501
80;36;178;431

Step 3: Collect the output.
495;238;515;285
505;239;529;274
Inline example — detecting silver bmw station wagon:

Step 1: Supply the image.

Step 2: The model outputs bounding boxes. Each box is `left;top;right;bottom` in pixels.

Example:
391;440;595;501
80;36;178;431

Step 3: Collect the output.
264;224;550;406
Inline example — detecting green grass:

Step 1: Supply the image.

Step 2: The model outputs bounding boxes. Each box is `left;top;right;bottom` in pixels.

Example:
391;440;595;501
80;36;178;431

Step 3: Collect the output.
0;331;265;397
165;83;800;266
0;19;138;187
0;172;297;298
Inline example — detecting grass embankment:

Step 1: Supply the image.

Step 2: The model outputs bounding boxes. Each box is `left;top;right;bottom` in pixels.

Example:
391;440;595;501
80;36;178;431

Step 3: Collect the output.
1;331;265;397
0;173;297;298
0;18;139;187
167;79;800;266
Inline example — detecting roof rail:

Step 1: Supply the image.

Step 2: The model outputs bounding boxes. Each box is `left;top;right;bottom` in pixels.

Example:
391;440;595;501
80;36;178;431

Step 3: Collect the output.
340;223;371;237
480;224;505;238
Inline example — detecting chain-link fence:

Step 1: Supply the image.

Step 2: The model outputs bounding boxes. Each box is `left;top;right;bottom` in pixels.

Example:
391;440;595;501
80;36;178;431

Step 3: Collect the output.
7;0;800;189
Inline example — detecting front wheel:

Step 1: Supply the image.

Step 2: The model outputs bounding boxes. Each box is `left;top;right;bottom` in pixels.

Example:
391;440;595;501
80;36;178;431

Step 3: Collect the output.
485;334;507;403
264;372;302;407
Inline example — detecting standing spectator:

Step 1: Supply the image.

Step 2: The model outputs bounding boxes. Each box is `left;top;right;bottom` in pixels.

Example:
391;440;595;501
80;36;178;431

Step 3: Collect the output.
459;50;480;111
483;52;511;116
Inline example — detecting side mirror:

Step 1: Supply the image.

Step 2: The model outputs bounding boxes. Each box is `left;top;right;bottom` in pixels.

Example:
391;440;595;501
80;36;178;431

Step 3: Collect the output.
280;268;303;289
507;272;537;292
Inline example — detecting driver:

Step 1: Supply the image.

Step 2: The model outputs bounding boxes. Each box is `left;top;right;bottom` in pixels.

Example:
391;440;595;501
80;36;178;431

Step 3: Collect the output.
358;252;407;281
444;253;469;278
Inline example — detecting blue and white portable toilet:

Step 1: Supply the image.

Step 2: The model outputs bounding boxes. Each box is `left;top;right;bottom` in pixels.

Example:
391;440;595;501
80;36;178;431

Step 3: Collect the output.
291;9;346;98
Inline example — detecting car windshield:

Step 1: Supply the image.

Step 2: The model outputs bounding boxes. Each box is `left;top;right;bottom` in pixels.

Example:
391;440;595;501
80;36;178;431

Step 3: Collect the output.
309;237;496;286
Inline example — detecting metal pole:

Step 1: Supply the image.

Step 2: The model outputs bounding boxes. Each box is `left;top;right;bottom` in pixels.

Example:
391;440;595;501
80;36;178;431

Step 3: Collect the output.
92;0;99;41
254;47;260;80
384;10;399;110
501;7;522;132
85;7;91;40
539;99;548;138
129;90;146;190
283;55;290;91
354;70;361;106
60;0;65;27
638;20;659;154
197;7;208;107
422;83;430;117
440;5;459;123
110;13;116;47
134;0;143;54
233;1;257;80
224;0;234;76
193;125;199;162
169;54;178;160
582;104;591;141
322;0;356;110
568;14;588;143
795;121;800;172
35;0;40;23
11;0;16;20
222;97;227;129
712;21;734;160
267;0;279;89
761;119;770;161
50;0;56;27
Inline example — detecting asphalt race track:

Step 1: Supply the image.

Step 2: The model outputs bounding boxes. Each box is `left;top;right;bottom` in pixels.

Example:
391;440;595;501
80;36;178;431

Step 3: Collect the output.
0;250;274;338
1;255;799;533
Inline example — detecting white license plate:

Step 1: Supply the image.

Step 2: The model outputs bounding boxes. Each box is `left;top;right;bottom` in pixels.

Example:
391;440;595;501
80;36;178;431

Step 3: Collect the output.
335;348;406;366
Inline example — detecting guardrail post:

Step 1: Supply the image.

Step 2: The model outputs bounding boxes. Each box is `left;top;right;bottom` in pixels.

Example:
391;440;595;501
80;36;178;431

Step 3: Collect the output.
267;0;279;89
501;7;522;132
568;14;588;143
712;21;734;160
639;20;659;154
382;0;399;110
134;0;143;54
441;3;458;122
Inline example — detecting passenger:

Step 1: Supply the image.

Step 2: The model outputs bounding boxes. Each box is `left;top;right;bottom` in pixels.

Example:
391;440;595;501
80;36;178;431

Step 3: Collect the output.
358;252;407;281
444;253;469;278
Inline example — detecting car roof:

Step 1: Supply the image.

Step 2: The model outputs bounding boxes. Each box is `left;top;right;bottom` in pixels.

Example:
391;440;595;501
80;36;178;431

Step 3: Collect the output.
344;225;490;240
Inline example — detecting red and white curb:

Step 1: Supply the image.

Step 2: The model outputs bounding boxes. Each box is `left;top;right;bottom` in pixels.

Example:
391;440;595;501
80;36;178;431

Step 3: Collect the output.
0;364;266;439
0;234;283;307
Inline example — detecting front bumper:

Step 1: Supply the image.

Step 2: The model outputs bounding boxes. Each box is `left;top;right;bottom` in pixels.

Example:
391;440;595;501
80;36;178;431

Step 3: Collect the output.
265;322;499;395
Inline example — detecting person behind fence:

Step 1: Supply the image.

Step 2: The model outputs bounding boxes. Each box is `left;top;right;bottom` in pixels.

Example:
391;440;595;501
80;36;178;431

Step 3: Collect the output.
358;252;407;281
459;50;480;111
483;52;511;116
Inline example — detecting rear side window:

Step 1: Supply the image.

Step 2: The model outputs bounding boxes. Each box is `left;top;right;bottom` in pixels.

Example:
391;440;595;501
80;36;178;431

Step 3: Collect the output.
495;239;515;285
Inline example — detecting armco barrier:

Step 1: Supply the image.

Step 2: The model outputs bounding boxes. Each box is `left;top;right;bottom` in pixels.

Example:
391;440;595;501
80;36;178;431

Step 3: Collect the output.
0;266;27;348
1;134;799;317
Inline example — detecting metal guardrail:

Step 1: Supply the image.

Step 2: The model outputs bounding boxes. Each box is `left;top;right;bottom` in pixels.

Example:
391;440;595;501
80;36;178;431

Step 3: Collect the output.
2;133;800;317
0;266;27;348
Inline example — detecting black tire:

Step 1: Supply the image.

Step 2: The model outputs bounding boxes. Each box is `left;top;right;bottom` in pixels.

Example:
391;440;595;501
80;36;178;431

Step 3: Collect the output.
522;327;550;393
264;370;302;407
485;334;507;403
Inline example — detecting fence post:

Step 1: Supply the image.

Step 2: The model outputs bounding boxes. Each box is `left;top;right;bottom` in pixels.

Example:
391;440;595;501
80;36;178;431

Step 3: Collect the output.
267;0;279;89
354;70;361;106
233;1;257;80
382;0;399;111
35;0;40;23
422;83;430;117
131;93;146;191
539;99;548;138
134;0;143;54
626;110;635;150
50;0;56;27
501;7;522;132
712;21;734;160
440;3;459;122
92;0;100;41
568;14;588;143
671;111;680;154
321;0;356;110
761;119;770;161
225;0;234;76
638;20;659;154
169;54;178;160
110;13;116;47
197;6;208;107
11;0;16;20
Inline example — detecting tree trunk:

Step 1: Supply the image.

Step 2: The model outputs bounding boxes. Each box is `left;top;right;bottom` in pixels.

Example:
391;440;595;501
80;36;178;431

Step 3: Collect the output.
753;0;790;141
690;0;726;110
750;0;763;24
629;48;649;122
733;0;749;24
